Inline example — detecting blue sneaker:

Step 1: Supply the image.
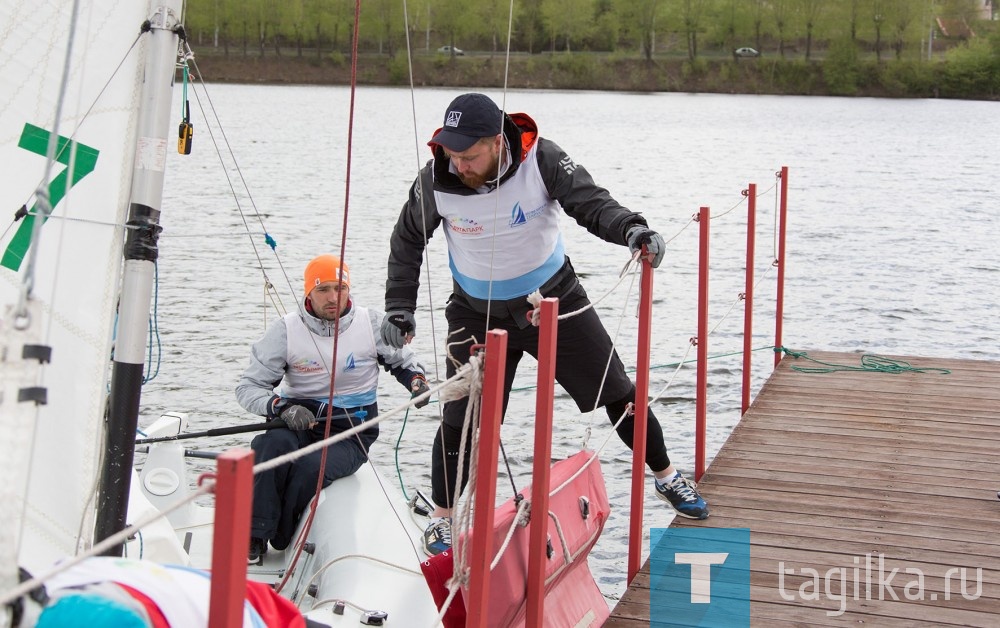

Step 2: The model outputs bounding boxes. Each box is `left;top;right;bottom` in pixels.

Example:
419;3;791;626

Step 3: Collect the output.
422;517;452;556
655;474;709;519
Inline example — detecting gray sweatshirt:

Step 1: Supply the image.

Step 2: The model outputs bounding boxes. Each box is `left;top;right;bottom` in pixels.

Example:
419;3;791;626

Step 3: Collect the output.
235;301;425;417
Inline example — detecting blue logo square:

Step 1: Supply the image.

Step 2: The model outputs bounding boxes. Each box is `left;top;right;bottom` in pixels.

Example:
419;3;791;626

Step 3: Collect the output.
650;527;750;627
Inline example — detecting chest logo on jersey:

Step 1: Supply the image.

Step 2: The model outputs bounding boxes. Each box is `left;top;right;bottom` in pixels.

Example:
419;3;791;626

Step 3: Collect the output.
345;353;357;371
290;358;325;374
446;216;485;235
508;202;547;228
510;203;527;227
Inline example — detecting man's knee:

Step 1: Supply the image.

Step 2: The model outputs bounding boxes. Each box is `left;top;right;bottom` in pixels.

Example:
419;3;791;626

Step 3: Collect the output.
604;388;636;420
251;429;299;458
314;443;366;484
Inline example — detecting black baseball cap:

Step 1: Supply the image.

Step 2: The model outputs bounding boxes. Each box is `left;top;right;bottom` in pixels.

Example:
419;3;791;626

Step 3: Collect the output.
429;93;503;152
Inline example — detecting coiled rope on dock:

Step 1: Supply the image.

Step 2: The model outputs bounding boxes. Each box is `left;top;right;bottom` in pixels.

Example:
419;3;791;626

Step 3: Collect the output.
777;348;951;375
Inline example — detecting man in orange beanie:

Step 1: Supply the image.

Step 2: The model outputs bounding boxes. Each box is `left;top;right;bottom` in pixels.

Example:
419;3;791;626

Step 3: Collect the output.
236;254;430;564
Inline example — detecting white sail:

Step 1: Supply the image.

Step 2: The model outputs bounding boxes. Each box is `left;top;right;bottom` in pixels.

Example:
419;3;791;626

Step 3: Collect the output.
0;0;153;576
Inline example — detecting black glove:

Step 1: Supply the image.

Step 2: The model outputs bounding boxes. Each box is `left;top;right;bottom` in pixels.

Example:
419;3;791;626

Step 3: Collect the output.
269;396;328;420
626;225;666;269
381;309;416;349
410;374;430;409
280;405;315;431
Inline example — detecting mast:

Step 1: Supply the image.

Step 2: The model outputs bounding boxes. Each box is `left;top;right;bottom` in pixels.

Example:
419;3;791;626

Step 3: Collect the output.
94;0;185;554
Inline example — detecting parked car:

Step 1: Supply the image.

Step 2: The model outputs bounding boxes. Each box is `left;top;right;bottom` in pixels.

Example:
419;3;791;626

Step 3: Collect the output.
734;47;760;58
437;45;465;56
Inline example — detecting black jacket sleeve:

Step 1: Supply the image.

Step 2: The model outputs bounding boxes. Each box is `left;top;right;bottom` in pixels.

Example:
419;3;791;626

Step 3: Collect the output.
385;163;443;312
533;137;647;244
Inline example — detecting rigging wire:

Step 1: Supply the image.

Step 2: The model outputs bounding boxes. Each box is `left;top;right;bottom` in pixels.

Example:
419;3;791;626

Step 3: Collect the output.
179;46;291;319
399;0;451;509
172;13;420;593
274;0;363;596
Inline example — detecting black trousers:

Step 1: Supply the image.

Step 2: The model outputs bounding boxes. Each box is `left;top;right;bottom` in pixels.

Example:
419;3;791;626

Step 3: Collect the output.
250;415;371;549
431;283;672;508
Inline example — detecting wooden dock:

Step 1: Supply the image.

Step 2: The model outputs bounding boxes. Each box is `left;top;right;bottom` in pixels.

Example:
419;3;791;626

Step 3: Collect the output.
606;350;1000;626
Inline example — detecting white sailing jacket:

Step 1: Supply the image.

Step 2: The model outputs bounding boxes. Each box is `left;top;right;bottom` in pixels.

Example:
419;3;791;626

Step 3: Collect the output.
279;306;379;407
436;140;566;300
235;300;424;419
385;111;650;324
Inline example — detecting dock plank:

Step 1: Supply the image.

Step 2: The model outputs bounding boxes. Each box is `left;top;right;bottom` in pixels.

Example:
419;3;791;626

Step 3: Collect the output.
606;351;1000;627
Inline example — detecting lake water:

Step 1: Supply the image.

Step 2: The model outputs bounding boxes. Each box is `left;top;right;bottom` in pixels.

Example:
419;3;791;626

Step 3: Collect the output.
145;85;999;605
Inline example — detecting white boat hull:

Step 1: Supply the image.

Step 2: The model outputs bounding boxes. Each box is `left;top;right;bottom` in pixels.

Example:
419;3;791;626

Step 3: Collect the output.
136;419;440;626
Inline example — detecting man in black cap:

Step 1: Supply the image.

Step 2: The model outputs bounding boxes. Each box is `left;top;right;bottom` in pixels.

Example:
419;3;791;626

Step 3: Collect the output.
381;92;708;556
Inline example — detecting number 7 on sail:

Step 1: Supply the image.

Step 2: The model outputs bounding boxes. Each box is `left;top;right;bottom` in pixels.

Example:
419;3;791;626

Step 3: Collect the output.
1;123;99;271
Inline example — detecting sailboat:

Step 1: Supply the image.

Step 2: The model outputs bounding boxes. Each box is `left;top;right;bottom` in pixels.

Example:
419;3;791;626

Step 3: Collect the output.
1;0;172;578
1;1;615;626
0;0;438;624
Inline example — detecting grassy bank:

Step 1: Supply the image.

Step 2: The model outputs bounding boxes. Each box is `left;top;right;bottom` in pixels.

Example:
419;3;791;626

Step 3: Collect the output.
189;47;999;100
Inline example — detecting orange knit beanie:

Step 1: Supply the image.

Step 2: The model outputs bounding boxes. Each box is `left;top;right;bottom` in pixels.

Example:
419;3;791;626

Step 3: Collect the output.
303;254;350;296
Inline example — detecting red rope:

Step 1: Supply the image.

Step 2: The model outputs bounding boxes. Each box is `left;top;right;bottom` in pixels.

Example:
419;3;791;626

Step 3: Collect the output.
275;0;363;594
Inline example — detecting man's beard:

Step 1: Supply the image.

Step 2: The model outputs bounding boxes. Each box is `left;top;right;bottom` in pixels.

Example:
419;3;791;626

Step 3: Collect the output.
458;153;500;189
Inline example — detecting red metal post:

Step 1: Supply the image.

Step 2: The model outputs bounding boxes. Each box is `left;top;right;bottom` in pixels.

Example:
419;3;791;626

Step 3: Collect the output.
526;298;558;626
695;207;710;482
628;257;654;583
208;449;255;628
741;185;757;416
774;166;789;367
465;329;508;628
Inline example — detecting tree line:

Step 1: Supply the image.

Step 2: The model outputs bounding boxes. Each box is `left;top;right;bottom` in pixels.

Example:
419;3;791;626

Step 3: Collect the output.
182;0;994;62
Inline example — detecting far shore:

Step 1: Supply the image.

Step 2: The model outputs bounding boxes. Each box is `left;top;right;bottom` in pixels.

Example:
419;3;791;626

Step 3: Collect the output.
188;47;996;100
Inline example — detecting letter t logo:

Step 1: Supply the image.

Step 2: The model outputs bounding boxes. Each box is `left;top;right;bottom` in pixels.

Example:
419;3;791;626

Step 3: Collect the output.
675;552;729;603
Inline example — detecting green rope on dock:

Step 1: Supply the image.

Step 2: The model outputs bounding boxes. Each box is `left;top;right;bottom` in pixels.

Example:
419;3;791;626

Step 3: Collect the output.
778;348;951;375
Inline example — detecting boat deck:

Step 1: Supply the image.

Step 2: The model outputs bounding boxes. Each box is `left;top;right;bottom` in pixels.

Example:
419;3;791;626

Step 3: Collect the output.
606;350;1000;626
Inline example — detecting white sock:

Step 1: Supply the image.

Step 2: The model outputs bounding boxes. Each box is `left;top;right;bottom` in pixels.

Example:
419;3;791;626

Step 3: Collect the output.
656;470;681;487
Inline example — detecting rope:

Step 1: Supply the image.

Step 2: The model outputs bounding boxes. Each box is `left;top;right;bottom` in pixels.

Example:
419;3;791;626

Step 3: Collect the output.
254;371;470;475
393;408;412;501
489;499;530;570
300;553;423;597
547;510;572;565
448;355;483;565
648;341;695;411
273;0;366;595
524;252;639;326
0;371;467;608
0;483;212;607
432;580;464;627
420;353;487;620
778;348;951;375
398;0;453;519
